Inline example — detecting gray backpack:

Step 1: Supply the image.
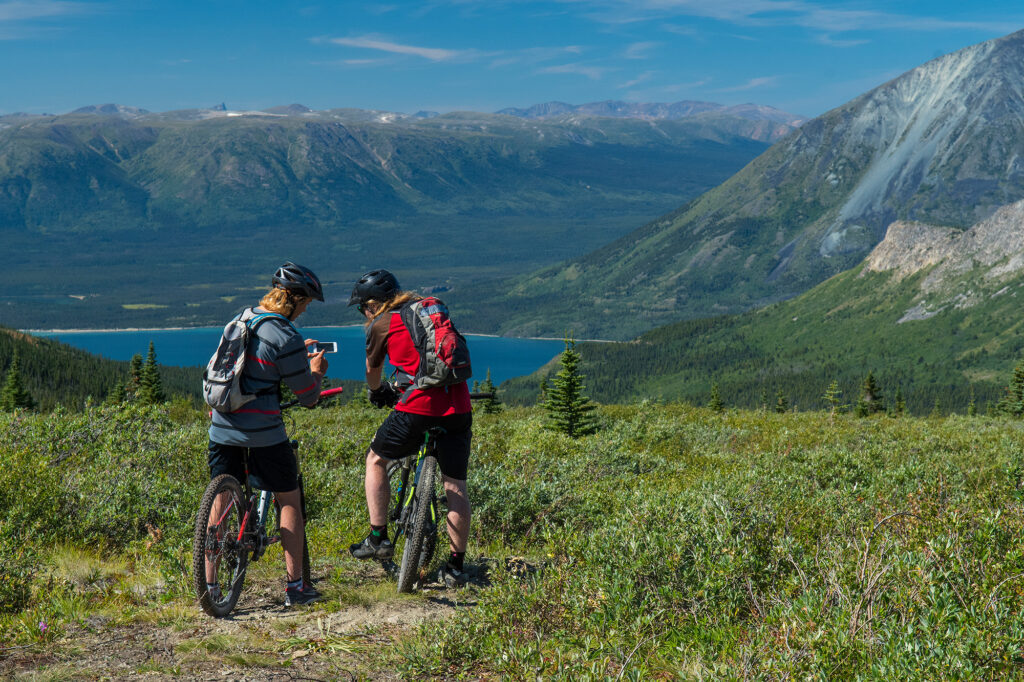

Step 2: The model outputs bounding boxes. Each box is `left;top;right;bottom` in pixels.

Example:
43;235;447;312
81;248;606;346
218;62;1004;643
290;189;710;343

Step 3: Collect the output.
395;297;472;400
203;308;290;412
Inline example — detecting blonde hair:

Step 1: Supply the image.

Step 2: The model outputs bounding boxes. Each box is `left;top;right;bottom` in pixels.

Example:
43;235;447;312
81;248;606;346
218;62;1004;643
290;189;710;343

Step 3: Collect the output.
260;287;310;319
364;291;422;327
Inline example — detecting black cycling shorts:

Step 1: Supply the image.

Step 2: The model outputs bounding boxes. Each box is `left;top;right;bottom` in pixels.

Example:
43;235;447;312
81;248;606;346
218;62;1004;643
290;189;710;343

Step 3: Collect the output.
370;411;473;481
208;440;298;493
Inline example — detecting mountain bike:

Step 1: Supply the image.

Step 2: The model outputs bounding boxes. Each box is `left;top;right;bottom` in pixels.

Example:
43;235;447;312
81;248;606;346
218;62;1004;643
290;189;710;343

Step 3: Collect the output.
192;387;344;617
386;391;494;593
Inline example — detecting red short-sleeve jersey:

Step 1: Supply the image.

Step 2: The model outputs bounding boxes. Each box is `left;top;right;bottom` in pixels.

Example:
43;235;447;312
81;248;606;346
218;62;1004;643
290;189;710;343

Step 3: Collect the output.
367;311;472;417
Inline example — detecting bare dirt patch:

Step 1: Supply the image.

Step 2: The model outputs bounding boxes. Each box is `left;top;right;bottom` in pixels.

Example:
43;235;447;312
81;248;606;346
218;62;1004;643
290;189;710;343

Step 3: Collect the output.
0;561;482;681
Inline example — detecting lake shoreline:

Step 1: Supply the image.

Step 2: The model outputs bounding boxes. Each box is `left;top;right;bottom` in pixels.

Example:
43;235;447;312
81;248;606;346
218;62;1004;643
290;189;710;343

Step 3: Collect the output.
21;326;613;343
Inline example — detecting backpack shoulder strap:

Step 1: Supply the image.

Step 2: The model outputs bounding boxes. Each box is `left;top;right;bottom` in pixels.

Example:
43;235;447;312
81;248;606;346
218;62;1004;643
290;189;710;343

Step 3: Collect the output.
246;310;295;334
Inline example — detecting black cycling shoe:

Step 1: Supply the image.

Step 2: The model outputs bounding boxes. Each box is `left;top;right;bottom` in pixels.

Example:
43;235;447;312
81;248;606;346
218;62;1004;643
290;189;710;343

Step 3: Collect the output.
349;533;394;560
438;562;468;589
284;582;322;607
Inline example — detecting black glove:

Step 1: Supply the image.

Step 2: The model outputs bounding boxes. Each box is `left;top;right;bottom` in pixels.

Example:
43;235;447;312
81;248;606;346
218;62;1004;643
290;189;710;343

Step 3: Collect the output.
368;383;400;408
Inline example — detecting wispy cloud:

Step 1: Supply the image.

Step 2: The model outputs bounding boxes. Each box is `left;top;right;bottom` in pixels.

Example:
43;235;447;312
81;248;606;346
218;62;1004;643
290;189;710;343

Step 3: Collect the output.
550;0;1021;36
618;70;656;89
0;0;94;39
489;45;584;68
538;62;609;80
323;35;468;61
623;41;659;59
815;33;869;48
717;75;780;92
0;0;90;22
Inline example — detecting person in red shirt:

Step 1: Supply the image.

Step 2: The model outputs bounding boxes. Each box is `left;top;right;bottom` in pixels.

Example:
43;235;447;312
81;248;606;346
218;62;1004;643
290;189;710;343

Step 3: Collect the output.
347;269;473;587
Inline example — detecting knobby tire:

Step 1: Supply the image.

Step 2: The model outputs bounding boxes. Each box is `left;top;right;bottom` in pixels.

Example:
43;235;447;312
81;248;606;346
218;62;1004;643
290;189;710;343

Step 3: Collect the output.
396;455;437;593
192;474;249;617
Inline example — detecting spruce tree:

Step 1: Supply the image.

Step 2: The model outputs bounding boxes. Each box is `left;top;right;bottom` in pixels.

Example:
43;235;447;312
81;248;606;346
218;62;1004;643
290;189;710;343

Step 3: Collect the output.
0;351;36;411
759;387;769;412
477;368;502;414
856;371;884;416
538;378;548;404
544;338;597;438
708;382;724;413
998;361;1024;417
103;379;128;406
893;386;906;417
128;353;143;400
822;380;844;423
138;341;166;405
967;386;977;417
775;390;788;414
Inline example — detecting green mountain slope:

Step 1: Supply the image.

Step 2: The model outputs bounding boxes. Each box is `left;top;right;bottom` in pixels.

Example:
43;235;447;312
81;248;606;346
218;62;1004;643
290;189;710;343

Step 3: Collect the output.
470;29;1024;339
0;109;772;329
502;202;1024;413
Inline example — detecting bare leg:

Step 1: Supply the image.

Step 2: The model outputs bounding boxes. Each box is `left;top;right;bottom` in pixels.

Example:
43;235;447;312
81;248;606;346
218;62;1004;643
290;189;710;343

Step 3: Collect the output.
365;449;391;527
442;476;470;554
275;488;304;581
205;490;231;584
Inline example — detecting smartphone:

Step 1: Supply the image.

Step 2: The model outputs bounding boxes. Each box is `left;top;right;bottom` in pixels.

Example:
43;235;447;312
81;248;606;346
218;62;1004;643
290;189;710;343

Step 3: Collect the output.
309;341;337;354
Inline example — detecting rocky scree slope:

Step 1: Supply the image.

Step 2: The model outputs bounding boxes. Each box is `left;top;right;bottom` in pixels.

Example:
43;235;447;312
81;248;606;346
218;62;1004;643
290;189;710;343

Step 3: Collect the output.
480;29;1024;339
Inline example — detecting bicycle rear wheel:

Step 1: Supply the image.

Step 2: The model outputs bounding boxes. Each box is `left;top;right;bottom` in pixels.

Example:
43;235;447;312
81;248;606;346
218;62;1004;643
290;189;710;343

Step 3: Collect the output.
397;455;438;593
192;474;250;617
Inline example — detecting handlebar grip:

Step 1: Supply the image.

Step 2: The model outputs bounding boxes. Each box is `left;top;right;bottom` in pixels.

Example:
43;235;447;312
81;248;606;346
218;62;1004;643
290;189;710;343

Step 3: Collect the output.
281;387;345;411
469;392;495;400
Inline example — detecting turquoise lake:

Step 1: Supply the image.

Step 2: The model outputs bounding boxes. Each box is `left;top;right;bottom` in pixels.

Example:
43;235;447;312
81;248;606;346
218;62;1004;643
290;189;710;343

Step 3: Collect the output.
34;326;563;384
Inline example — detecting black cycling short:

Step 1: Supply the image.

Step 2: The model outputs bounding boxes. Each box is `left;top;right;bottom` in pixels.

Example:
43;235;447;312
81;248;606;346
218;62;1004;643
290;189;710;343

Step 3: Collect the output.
370;411;473;481
208;440;298;493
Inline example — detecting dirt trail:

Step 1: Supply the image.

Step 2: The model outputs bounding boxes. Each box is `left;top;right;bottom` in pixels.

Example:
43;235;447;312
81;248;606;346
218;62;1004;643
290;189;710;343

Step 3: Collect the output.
1;562;482;681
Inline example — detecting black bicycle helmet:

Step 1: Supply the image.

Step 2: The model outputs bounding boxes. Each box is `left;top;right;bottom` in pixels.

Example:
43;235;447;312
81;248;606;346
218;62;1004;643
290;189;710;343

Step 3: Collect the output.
271;262;324;302
348;269;400;306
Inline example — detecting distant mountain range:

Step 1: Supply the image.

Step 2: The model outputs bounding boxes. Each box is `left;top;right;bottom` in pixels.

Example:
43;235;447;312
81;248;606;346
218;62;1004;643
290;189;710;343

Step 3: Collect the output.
468;29;1024;340
497;99;805;141
0;104;774;329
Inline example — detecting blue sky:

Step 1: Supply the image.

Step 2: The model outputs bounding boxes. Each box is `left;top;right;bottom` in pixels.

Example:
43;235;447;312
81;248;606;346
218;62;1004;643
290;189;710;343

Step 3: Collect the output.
1;0;1022;118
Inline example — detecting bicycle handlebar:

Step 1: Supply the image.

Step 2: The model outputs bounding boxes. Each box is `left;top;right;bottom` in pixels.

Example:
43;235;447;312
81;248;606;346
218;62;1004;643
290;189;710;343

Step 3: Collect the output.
281;386;344;411
469;392;495;400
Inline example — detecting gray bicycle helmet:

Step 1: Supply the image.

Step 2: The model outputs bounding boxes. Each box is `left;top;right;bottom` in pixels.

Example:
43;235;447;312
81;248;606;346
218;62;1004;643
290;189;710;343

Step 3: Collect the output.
272;262;324;302
348;269;400;306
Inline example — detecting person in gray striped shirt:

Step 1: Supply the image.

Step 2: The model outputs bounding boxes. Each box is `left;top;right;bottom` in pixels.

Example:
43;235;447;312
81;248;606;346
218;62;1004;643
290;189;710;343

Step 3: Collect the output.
206;262;328;607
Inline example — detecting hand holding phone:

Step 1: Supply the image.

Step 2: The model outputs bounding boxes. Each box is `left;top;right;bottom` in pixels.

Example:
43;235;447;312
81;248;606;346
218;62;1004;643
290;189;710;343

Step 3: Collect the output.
308;341;337;354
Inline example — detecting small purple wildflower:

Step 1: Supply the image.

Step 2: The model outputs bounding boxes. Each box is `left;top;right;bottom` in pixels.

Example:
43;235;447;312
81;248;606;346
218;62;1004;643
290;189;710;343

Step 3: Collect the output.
39;620;48;633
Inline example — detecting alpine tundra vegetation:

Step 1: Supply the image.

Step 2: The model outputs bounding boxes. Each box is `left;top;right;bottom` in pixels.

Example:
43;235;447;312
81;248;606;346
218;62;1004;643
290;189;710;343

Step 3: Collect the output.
4;401;1024;678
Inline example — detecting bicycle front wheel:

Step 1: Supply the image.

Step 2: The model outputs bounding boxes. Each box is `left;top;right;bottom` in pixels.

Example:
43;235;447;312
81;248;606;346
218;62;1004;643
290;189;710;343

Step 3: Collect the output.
192;474;250;617
396;455;438;593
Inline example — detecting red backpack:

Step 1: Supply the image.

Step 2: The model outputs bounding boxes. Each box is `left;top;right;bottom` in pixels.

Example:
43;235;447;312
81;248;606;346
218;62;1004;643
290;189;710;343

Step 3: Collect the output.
396;297;472;398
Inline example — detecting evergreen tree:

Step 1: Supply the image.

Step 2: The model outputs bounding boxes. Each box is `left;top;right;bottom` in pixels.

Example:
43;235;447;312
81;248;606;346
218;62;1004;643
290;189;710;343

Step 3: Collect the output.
137;341;166;405
967;386;977;417
930;398;943;419
759;387;769;412
892;386;906;417
544;338;597;438
822;380;844;423
128;353;143;400
775;390;788;414
538;378;548;404
856;371;884;417
0;351;36;411
997;360;1024;417
476;368;502;414
103;379;128;406
708;382;724;413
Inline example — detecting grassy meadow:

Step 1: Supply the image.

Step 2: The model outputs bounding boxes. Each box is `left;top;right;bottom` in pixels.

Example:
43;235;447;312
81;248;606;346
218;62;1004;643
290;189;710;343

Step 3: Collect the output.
3;401;1024;679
